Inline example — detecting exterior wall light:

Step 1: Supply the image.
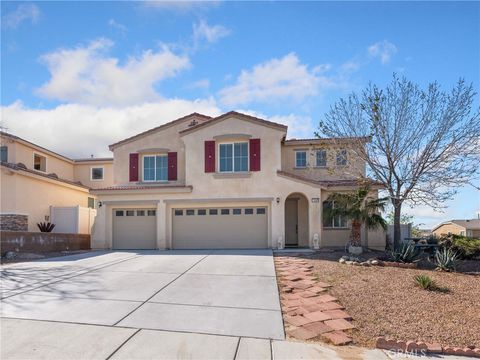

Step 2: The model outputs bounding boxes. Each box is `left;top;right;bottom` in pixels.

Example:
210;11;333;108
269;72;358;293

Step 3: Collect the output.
276;197;280;204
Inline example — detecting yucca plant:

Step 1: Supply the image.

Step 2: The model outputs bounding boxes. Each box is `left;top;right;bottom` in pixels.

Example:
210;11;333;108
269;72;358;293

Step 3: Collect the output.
37;222;55;232
388;243;420;263
414;275;437;291
435;247;459;272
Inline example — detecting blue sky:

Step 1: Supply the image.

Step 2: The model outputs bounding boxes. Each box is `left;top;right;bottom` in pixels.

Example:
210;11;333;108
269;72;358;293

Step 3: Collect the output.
1;1;479;227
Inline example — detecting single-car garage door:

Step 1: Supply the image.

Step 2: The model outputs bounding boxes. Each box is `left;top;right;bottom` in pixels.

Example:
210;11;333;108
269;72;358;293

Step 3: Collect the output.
172;207;268;249
113;209;157;249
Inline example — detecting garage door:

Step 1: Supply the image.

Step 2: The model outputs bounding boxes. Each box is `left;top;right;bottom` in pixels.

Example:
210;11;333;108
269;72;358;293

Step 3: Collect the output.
113;209;156;249
172;207;268;249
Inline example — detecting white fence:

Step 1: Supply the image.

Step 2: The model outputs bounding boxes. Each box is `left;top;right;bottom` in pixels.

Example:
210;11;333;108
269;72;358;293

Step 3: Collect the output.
387;223;412;248
50;206;96;234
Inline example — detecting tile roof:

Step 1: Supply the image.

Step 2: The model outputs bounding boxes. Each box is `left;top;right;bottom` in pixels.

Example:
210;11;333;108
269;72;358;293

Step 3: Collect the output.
108;112;212;150
276;170;383;188
179;111;288;135
92;184;193;191
1;162;90;190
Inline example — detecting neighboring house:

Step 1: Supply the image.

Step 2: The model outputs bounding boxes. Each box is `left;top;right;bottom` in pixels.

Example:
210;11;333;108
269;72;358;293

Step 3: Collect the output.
432;219;480;238
0;131;113;232
91;111;385;250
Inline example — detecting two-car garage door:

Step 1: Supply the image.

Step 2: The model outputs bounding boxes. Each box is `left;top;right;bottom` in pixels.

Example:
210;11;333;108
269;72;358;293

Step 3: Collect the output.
172;207;268;249
112;206;269;249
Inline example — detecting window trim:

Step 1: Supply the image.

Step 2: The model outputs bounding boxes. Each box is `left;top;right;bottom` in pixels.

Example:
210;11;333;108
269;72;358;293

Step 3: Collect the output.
315;149;327;168
90;166;104;181
218;141;249;173
33;152;47;173
142;154;168;182
295;150;307;168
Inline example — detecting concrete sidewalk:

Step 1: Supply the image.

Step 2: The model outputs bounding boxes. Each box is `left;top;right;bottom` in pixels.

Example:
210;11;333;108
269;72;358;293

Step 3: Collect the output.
3;318;463;360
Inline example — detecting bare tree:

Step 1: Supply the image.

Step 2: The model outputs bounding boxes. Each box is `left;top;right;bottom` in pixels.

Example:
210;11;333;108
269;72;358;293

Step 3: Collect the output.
317;75;480;249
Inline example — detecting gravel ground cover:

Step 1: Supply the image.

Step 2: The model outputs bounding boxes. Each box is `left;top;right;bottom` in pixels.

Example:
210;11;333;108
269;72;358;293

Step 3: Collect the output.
300;251;480;349
0;250;91;264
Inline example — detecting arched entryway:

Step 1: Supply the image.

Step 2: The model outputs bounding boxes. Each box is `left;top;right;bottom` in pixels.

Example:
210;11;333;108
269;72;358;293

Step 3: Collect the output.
284;193;309;247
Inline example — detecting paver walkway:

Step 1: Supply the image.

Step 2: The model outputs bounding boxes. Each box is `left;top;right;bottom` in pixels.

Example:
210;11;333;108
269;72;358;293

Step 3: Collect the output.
275;255;355;345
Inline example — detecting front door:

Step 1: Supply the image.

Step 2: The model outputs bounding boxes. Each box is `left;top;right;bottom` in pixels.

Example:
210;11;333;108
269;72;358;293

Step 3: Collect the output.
285;199;298;246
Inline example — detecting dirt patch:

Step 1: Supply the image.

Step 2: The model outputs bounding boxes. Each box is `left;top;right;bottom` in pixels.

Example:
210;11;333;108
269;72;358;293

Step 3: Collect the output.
1;250;91;264
304;252;480;348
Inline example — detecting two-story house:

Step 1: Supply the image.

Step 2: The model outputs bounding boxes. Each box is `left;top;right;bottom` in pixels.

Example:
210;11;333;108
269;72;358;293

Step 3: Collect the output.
91;111;385;250
0;131;113;232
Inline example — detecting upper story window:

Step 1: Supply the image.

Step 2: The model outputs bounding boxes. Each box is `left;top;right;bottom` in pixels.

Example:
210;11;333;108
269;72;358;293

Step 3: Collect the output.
336;149;347;166
33;153;47;172
219;142;248;172
143;155;168;182
295;151;307;168
322;201;348;228
316;149;327;167
91;167;104;181
0;146;7;162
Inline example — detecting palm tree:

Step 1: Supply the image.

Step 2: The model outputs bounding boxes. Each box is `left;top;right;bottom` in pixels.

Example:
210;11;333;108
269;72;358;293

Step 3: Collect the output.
325;186;388;248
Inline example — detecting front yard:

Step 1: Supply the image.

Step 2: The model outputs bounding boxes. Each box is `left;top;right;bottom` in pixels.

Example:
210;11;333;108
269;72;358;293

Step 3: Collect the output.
276;251;480;350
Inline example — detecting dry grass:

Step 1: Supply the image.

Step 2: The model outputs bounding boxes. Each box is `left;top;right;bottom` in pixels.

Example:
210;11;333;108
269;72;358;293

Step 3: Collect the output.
304;253;480;348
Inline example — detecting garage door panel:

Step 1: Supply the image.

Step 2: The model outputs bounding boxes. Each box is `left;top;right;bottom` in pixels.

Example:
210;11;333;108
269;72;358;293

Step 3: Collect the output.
172;207;268;249
113;209;156;249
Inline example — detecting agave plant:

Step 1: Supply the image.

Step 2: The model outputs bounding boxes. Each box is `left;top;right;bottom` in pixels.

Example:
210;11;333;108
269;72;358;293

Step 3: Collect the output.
388;243;420;263
435;247;459;272
37;222;55;232
414;275;437;291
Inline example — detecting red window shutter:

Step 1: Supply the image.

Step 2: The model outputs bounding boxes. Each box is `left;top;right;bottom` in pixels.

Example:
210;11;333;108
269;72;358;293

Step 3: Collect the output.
168;152;177;181
204;140;215;173
250;138;261;171
129;153;139;182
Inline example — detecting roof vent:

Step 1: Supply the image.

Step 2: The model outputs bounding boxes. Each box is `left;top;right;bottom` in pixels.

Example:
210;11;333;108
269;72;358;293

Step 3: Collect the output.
188;119;198;127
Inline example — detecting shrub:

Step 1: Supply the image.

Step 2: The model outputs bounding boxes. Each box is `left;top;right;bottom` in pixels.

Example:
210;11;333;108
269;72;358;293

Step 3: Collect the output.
388;243;420;263
37;222;55;232
438;234;480;259
435;247;459;271
414;275;437;290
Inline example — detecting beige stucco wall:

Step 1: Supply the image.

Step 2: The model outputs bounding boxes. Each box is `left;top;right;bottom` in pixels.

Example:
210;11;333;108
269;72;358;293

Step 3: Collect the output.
281;143;366;181
1;168;92;232
1;136;75;181
111;118;200;186
74;161;114;189
433;223;466;237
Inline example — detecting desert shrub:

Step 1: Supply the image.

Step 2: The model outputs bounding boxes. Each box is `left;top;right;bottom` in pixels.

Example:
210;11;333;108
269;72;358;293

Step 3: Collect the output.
435;247;459;271
414;275;437;290
388;243;420;263
438;234;480;259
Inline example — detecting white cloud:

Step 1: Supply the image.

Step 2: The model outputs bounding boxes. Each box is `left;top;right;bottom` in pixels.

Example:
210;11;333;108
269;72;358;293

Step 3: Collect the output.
36;38;190;106
108;19;127;36
186;78;210;90
2;3;40;29
368;40;398;64
219;53;332;106
193;19;230;46
1;99;221;158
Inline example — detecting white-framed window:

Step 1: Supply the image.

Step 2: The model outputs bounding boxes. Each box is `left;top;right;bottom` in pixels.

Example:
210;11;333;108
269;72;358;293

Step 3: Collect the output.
322;201;348;228
316;149;327;167
219;142;248;172
90;166;104;180
143;155;168;182
336;149;347;166
33;153;47;172
295;151;307;168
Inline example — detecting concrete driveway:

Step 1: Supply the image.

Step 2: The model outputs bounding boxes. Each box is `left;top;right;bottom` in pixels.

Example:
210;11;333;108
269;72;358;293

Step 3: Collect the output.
1;249;284;339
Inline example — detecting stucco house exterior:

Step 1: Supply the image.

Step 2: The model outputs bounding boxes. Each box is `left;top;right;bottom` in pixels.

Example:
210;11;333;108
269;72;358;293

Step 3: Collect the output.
432;219;480;238
90;111;386;250
0;131;112;232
